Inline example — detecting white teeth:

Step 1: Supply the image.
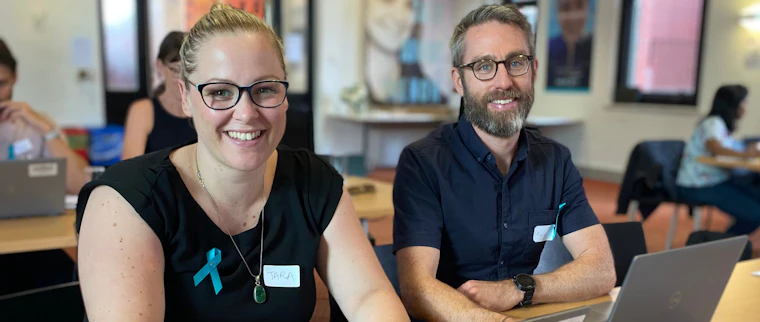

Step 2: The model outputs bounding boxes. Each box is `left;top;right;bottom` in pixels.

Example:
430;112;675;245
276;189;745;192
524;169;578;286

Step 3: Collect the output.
227;131;262;141
492;99;514;104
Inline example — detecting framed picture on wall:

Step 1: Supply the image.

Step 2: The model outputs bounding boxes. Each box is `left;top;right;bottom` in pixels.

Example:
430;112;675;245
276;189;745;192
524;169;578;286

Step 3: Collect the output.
185;0;268;29
148;0;279;93
546;0;596;91
364;0;499;107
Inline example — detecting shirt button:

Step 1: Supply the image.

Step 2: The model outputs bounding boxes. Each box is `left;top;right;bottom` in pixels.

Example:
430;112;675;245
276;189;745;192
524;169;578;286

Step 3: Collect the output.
487;155;492;161
477;157;482;162
500;261;504;265
503;222;508;229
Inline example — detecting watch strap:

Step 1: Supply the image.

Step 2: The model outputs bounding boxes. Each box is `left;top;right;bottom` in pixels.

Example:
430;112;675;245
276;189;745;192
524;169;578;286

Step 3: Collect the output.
514;274;536;307
522;287;534;306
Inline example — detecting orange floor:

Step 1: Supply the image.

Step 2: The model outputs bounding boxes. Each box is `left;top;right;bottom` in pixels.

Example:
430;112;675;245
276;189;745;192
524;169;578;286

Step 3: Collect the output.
309;169;760;321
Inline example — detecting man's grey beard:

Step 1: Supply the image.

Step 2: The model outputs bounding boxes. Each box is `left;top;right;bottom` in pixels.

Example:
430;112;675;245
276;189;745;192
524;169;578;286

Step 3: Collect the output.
462;84;534;138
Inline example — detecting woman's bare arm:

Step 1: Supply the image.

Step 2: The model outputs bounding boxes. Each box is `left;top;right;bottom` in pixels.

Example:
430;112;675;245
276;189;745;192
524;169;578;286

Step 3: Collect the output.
78;186;165;321
316;189;409;321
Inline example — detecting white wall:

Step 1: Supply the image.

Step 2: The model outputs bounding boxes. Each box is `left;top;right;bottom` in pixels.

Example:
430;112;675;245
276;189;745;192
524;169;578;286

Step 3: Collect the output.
313;0;481;167
313;0;366;158
315;0;760;175
0;0;105;127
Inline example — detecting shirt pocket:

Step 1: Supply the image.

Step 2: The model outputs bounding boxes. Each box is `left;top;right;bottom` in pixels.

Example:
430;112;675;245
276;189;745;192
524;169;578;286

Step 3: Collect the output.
523;210;558;263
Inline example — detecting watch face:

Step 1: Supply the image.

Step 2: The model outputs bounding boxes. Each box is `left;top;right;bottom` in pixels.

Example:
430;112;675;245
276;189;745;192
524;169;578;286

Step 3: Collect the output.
516;274;534;286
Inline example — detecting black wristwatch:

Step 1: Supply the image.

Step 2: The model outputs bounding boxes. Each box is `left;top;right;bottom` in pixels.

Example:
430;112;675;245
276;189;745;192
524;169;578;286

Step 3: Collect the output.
513;273;536;307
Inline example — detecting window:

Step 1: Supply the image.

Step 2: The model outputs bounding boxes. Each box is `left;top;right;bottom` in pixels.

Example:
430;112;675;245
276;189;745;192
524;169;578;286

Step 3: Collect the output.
615;0;707;105
101;0;140;92
511;1;538;36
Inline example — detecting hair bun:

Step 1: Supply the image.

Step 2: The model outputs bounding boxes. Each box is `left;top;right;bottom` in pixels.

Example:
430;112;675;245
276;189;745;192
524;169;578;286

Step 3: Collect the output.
210;3;234;12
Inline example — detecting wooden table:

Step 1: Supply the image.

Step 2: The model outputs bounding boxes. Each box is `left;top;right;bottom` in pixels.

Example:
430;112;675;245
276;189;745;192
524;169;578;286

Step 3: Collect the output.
0;210;77;255
697;156;760;172
711;258;760;321
0;177;394;256
504;258;760;321
345;176;394;232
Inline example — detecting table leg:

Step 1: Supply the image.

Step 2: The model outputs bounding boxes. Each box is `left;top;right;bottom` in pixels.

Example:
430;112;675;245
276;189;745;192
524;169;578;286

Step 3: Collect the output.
362;123;371;173
361;218;369;235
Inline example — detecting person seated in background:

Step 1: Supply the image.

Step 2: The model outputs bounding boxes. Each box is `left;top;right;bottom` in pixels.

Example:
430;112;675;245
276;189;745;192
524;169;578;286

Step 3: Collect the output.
392;4;615;322
76;4;408;321
121;31;197;160
0;38;88;194
0;38;80;297
677;84;760;236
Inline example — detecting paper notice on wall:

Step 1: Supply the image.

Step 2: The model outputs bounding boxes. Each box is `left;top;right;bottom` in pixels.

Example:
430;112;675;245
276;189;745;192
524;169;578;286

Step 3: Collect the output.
284;33;304;64
72;36;93;68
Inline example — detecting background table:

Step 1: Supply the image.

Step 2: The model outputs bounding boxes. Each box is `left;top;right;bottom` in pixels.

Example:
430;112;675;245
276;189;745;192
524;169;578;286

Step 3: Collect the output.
697;156;760;172
0;210;77;255
345;176;394;232
0;176;394;255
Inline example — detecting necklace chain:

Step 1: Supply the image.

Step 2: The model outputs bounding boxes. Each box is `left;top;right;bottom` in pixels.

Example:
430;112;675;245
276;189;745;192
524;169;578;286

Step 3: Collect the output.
194;150;264;282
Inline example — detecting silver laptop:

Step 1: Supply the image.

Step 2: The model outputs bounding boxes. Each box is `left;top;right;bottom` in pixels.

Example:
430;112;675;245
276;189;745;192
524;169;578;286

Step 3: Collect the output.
524;306;590;322
0;158;67;218
584;235;748;322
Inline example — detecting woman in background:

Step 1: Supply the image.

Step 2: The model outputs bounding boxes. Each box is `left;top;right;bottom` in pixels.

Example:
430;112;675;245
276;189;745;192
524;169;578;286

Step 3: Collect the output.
677;84;760;236
76;4;407;321
121;31;197;160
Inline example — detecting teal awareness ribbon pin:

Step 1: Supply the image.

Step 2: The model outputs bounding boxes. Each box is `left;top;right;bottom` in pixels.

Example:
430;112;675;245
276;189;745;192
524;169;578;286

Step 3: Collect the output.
546;202;566;241
193;248;223;295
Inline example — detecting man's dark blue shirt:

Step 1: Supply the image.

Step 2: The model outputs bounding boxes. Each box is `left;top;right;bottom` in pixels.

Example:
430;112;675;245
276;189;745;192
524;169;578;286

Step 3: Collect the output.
393;118;599;288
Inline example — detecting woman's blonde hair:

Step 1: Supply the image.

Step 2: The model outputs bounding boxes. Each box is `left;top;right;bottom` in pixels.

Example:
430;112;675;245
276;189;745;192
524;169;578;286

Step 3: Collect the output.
179;3;285;87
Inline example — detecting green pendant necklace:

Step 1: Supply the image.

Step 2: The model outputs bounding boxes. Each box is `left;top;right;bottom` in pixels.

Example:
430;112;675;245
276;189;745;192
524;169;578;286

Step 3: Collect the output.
195;151;267;304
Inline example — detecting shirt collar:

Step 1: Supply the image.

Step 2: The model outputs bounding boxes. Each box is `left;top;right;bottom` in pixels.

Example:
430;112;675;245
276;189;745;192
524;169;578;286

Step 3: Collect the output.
456;117;530;164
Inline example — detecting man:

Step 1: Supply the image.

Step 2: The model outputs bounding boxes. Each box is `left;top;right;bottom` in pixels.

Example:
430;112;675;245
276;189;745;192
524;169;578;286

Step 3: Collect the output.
0;38;87;194
547;0;593;89
393;5;615;321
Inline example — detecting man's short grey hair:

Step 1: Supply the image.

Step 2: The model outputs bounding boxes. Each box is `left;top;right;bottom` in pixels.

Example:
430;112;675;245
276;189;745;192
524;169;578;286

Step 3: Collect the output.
450;4;534;67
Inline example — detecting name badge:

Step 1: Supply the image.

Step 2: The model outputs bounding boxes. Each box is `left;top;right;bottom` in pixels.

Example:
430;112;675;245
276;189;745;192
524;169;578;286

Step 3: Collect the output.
263;265;300;288
29;162;59;178
13;138;34;156
533;224;556;243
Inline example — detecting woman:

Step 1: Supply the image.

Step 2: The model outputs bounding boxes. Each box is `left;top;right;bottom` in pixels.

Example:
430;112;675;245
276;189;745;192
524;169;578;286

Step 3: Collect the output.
121;31;197;160
676;85;760;236
76;5;408;321
365;0;415;103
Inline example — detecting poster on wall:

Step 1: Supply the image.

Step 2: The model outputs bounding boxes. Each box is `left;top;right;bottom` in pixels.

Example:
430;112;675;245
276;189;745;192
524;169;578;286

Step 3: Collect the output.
364;0;496;106
185;0;266;29
546;0;596;91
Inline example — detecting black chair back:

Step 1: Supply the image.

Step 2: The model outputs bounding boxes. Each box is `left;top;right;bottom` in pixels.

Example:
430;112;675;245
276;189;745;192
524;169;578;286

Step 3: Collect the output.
687;231;754;261
635;140;686;200
603;222;647;287
617;140;687;217
0;281;84;321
